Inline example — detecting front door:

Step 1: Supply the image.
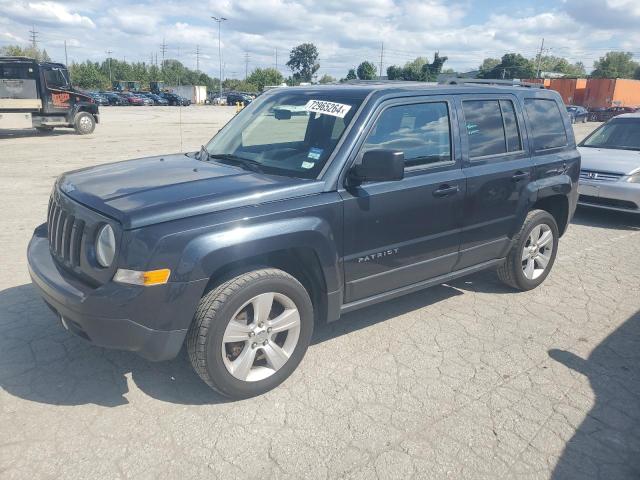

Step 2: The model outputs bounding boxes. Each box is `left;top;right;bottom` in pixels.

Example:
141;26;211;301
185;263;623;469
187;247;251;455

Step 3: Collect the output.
41;66;73;115
455;95;534;269
341;97;465;303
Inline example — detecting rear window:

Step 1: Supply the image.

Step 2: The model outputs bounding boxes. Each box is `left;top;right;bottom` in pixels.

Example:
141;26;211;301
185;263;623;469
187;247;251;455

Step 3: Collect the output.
525;98;568;151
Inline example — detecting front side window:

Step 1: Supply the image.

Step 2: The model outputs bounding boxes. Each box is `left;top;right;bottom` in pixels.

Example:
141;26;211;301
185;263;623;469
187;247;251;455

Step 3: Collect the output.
525;98;568;151
581;118;640;151
44;68;69;89
206;91;364;179
362;102;451;168
463;99;522;158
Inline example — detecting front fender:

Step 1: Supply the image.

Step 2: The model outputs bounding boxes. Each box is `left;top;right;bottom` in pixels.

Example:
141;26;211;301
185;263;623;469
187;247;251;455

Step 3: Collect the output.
174;216;342;292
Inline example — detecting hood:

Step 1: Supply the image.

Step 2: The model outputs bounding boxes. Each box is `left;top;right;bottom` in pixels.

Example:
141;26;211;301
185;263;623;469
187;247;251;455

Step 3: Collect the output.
58;153;323;229
578;146;640;176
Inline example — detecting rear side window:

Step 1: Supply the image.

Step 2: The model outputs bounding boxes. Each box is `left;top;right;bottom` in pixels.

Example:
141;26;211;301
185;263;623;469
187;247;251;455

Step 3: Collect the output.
362;102;451;168
463;99;522;158
524;98;568;151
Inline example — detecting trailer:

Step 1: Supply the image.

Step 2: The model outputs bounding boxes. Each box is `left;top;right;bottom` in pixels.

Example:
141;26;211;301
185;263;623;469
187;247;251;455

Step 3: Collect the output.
583;78;640;109
0;56;98;134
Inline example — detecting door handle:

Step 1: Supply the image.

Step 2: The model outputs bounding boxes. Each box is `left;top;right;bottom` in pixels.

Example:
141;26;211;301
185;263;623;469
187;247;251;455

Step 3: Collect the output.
433;184;459;197
511;171;529;182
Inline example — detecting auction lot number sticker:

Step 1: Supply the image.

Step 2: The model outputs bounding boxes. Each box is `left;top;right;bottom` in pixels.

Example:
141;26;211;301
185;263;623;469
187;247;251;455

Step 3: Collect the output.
305;100;352;118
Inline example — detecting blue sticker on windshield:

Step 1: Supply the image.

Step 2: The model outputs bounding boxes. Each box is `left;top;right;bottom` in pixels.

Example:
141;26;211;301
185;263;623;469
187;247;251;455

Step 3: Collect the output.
308;147;323;160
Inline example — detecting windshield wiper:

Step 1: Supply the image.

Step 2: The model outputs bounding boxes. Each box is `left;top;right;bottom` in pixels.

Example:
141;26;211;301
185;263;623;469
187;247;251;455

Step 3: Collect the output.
209;153;264;173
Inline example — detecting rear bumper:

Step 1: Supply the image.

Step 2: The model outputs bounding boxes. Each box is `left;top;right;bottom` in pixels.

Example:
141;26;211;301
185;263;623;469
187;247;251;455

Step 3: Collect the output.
27;224;207;361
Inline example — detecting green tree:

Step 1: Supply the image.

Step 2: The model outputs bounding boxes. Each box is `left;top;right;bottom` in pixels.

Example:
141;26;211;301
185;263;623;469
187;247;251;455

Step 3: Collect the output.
286;43;320;83
318;74;335;84
0;44;51;62
537;55;586;77
478;58;500;76
385;53;447;81
345;68;357;81
356;61;377;80
478;53;535;79
68;61;109;89
591;51;639;79
246;67;284;91
422;52;448;81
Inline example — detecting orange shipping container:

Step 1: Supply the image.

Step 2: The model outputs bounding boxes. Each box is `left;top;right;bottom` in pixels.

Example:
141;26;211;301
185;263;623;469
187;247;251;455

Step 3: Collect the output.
548;78;587;105
583;78;640;109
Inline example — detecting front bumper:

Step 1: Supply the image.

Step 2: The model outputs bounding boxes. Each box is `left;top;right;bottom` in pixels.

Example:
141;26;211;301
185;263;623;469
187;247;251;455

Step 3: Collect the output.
578;180;640;214
27;224;207;361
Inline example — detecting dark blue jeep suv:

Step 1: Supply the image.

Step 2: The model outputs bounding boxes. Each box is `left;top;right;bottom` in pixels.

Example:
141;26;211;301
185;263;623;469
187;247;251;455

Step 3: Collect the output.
28;81;580;398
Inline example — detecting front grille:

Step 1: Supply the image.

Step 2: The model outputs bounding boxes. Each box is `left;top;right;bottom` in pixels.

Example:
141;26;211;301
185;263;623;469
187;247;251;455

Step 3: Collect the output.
579;170;623;182
579;195;638;210
47;196;85;267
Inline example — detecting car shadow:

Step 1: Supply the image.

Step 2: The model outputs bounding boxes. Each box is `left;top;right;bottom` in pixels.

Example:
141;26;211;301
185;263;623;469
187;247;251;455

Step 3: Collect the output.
572;206;640;231
0;281;463;407
0;128;73;139
549;310;640;479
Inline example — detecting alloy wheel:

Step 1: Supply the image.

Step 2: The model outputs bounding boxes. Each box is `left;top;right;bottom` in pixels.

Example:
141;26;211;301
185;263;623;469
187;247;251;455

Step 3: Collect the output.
521;224;554;280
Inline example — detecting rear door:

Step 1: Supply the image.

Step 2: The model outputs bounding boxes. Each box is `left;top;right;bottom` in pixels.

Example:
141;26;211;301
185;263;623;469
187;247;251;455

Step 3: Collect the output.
340;96;465;302
455;94;533;269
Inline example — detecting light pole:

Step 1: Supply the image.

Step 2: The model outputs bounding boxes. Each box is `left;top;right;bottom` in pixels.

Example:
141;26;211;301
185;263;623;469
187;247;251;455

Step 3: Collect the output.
105;50;113;83
211;16;227;99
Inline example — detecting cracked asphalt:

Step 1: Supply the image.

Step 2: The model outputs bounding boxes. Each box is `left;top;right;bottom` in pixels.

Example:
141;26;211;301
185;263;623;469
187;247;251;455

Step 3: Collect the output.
1;108;639;479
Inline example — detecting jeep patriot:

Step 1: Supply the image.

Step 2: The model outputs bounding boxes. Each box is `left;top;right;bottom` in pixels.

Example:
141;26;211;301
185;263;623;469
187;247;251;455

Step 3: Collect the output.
28;81;580;398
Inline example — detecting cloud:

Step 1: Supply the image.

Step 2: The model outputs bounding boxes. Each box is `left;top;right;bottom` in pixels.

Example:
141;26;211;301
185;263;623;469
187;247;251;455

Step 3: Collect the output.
0;1;95;28
565;0;640;29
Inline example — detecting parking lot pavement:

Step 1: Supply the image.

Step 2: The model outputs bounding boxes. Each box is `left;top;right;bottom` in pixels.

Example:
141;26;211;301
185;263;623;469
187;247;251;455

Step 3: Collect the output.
1;109;638;479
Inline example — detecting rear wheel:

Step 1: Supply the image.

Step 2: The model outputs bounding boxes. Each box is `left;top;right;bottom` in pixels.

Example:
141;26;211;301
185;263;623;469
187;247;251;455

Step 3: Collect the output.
497;209;559;291
73;112;95;135
187;268;314;399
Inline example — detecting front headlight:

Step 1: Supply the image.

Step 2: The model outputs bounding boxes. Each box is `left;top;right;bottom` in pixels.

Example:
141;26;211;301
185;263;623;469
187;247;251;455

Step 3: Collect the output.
95;224;116;267
627;173;640;184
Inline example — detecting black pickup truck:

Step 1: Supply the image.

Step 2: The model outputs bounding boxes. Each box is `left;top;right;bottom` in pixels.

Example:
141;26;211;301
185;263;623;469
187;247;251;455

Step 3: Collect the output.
0;56;98;134
28;81;580;398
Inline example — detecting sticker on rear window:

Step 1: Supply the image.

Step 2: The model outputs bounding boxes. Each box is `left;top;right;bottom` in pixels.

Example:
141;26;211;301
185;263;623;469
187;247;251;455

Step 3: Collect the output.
308;147;323;160
305;100;352;118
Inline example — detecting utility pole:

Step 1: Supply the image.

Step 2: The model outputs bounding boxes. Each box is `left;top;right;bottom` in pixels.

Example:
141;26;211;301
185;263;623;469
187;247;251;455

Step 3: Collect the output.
160;38;168;69
64;40;68;65
378;42;384;80
105;50;113;83
244;51;249;80
195;45;200;72
29;25;38;49
275;48;278;72
211;16;227;98
536;38;545;78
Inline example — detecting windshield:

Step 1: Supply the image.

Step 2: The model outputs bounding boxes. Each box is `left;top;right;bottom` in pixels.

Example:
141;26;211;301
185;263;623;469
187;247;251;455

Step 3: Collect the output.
581;118;640;151
204;90;364;178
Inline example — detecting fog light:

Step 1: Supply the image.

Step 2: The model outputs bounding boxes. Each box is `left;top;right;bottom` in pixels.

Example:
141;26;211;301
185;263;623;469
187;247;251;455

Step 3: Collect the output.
114;268;171;286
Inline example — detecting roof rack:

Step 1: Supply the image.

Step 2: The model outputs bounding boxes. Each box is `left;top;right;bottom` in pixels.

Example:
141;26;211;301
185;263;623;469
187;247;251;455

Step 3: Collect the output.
438;78;546;89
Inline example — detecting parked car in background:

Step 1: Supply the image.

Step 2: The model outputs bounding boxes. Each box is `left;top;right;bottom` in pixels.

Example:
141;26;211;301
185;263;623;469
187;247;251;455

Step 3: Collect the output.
133;94;153;106
226;91;253;106
87;92;109;106
100;92;127;106
566;105;588;124
588;106;638;122
578;113;640;214
159;92;190;106
208;93;227;105
118;92;145;106
141;93;169;106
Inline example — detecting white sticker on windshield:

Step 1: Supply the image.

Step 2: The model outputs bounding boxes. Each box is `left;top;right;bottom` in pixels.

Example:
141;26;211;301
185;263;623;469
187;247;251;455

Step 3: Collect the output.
305;100;352;118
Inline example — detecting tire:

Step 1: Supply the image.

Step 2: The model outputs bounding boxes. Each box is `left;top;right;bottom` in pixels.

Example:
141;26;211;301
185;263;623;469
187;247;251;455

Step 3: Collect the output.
497;209;559;291
73;112;95;135
582;116;587;123
187;268;314;399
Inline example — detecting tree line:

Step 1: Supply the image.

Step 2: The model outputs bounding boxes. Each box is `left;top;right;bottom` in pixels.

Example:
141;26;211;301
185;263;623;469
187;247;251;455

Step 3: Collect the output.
2;43;639;94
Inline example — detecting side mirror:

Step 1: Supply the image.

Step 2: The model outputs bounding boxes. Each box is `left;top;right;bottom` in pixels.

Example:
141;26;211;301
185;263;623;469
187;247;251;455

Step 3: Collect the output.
350;150;404;183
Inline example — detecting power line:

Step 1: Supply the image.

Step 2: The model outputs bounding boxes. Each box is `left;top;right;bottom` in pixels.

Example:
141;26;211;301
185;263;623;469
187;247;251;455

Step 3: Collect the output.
29;25;38;49
160;38;168;68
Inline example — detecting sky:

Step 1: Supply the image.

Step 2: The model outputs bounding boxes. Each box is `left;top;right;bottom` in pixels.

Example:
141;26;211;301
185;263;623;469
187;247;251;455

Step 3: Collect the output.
1;0;639;79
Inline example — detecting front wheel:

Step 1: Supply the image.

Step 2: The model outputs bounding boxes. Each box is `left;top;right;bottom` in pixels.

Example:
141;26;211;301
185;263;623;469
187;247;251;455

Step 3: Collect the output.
497;209;559;291
187;268;314;399
73;112;95;134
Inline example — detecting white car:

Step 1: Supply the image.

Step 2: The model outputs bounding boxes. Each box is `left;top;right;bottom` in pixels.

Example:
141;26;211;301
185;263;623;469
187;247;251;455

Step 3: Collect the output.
578;113;640;214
